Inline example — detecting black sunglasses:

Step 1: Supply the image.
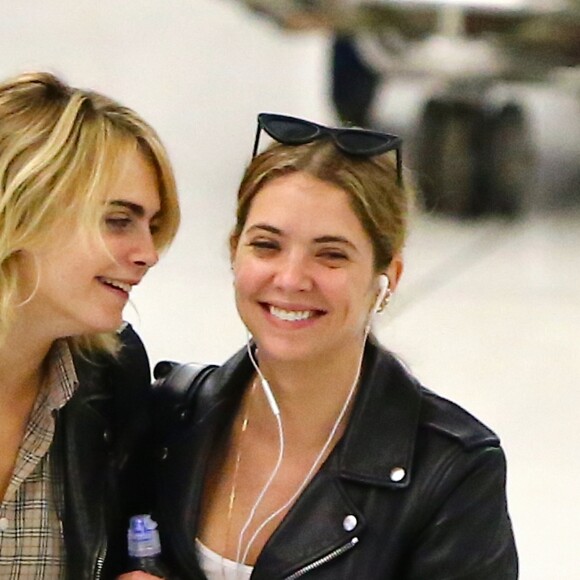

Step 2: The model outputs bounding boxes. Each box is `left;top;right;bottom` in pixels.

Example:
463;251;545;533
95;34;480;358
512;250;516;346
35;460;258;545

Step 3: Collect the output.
252;112;403;185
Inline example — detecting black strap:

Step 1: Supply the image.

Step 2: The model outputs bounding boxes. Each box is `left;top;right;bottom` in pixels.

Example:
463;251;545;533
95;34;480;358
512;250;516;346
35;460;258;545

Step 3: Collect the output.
151;360;218;441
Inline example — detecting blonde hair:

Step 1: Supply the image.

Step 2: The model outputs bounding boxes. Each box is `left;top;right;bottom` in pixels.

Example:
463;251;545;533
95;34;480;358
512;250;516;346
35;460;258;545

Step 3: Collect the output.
0;71;180;356
231;140;414;271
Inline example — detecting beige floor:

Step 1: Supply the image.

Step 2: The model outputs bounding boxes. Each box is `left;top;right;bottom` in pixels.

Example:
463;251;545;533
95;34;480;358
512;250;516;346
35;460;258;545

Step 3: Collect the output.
2;1;579;577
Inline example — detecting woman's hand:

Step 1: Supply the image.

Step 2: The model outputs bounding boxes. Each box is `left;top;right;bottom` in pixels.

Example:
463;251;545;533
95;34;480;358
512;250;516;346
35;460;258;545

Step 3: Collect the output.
117;573;164;580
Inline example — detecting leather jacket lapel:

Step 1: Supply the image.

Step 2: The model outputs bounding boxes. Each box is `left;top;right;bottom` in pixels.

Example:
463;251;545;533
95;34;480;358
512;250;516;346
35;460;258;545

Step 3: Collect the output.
252;472;365;579
338;340;422;489
58;364;112;579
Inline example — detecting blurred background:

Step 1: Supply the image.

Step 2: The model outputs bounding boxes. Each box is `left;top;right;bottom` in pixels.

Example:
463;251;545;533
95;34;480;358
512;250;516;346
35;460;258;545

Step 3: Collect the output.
1;0;578;577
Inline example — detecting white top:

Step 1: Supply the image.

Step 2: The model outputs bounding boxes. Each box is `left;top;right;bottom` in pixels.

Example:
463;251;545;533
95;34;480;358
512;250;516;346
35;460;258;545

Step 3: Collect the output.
195;539;253;580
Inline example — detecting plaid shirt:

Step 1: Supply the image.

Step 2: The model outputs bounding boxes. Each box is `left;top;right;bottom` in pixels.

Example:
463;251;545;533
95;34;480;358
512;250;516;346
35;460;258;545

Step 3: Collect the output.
0;341;78;580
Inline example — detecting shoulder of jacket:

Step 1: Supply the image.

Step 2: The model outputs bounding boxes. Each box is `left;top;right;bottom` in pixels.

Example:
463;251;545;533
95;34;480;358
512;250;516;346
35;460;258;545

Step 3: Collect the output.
117;322;149;371
364;342;500;452
73;323;151;407
418;387;500;450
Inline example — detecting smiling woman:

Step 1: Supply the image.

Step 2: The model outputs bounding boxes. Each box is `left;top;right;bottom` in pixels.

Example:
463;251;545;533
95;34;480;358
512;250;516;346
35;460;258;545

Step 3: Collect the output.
137;114;518;580
0;71;180;356
0;71;180;578
232;171;385;365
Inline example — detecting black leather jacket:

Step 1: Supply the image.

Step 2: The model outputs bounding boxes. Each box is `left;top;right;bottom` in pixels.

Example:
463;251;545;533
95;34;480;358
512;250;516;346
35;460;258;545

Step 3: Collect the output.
54;324;151;579
152;339;518;579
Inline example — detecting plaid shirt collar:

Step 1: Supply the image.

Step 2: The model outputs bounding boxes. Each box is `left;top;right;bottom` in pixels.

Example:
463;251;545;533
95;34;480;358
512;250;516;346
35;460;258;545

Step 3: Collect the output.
43;340;78;413
0;340;79;579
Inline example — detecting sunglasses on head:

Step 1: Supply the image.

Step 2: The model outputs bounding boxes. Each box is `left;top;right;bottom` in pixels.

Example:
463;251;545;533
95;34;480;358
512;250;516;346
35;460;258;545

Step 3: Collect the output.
252;112;403;185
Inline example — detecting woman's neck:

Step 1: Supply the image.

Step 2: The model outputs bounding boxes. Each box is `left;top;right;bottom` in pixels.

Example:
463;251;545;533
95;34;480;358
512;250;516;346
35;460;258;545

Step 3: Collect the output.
251;340;366;448
0;322;55;503
0;321;54;405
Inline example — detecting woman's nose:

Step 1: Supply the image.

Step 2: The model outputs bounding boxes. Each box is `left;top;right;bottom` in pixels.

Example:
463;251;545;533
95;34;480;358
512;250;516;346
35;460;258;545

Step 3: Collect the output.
273;254;312;292
132;230;159;268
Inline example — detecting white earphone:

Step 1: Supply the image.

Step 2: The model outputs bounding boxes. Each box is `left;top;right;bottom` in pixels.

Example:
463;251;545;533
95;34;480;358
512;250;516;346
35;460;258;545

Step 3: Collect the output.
372;274;391;314
259;376;280;417
246;336;280;417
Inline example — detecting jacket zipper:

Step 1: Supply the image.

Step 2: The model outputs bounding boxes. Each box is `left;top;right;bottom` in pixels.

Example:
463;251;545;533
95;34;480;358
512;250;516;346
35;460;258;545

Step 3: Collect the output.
93;539;107;579
284;537;359;579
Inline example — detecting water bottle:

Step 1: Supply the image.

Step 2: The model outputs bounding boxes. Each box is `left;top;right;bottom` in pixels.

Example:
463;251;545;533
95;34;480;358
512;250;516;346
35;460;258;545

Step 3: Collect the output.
127;514;169;577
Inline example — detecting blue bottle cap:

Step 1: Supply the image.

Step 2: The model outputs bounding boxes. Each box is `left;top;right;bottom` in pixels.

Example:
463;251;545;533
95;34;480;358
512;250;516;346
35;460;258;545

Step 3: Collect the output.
127;514;162;558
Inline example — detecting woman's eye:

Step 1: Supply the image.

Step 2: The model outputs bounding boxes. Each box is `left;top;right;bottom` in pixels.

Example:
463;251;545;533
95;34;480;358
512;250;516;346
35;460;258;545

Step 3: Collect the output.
319;249;349;262
248;239;279;252
104;215;132;231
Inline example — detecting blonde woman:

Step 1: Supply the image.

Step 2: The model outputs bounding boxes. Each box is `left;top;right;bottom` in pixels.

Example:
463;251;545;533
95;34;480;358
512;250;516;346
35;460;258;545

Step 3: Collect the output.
0;72;180;579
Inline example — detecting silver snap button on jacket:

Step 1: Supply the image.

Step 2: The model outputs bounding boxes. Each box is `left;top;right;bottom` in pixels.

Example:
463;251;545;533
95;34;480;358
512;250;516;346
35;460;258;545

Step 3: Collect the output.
390;467;406;482
343;514;357;532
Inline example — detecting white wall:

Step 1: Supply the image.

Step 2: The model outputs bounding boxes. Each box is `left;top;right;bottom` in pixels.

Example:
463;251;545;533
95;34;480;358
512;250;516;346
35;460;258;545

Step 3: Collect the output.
0;0;332;363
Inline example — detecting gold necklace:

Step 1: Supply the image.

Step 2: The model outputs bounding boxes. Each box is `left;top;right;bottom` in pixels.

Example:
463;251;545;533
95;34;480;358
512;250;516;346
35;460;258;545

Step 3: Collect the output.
223;379;256;575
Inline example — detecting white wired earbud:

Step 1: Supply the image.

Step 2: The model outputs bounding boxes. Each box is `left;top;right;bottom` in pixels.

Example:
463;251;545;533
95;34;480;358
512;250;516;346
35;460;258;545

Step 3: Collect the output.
365;274;391;334
375;274;390;313
246;336;280;417
372;274;391;314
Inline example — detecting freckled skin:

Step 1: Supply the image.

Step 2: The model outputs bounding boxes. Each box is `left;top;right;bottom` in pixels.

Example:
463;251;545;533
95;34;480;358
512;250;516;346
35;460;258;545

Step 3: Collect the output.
232;172;381;367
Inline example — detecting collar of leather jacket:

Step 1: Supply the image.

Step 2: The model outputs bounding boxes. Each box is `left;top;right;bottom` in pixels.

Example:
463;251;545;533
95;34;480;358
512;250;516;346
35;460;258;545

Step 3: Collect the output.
180;337;500;490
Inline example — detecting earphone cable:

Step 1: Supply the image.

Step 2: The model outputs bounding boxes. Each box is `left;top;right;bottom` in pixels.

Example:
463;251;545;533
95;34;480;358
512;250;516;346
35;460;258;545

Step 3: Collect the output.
236;339;286;566
238;324;371;566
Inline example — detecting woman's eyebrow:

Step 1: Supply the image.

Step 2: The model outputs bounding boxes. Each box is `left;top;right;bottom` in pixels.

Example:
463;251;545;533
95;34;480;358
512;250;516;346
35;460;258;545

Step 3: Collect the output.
109;200;144;216
247;225;358;251
314;235;352;245
246;223;281;235
109;200;160;218
314;235;358;251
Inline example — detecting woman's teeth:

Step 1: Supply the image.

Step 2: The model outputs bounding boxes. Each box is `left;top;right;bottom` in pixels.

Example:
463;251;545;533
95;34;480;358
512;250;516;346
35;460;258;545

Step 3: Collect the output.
270;305;314;322
100;278;131;293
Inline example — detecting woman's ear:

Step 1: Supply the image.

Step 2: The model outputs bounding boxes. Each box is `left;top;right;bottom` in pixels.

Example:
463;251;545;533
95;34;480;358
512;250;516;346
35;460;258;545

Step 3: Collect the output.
229;243;236;266
385;254;404;293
